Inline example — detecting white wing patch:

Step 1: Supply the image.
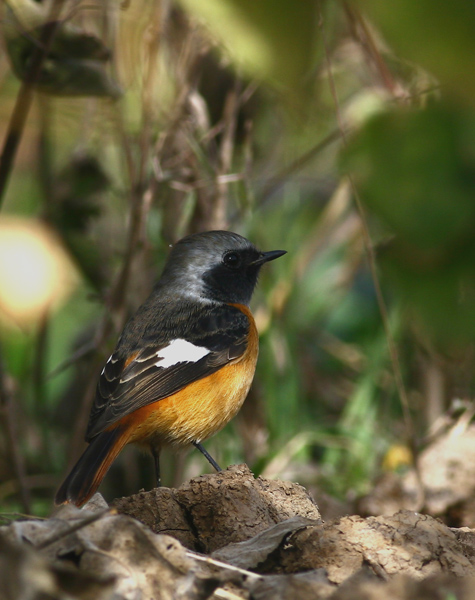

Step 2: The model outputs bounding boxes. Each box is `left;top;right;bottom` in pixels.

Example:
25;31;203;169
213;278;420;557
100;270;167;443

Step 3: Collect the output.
154;339;210;369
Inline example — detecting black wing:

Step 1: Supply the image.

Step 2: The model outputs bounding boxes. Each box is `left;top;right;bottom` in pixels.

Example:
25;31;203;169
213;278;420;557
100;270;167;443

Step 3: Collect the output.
86;303;249;440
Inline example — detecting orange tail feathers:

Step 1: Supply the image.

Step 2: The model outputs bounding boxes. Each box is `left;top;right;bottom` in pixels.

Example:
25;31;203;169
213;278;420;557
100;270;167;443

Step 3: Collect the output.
55;427;129;507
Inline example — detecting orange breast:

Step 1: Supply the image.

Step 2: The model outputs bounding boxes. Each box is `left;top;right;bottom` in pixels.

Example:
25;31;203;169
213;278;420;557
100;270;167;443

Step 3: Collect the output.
122;304;259;449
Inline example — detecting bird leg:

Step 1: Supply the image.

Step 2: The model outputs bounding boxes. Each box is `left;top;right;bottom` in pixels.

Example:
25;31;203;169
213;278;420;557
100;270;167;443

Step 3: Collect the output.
192;441;222;472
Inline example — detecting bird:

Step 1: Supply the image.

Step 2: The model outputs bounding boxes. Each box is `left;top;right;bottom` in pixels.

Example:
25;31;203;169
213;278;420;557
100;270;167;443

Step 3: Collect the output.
55;230;286;507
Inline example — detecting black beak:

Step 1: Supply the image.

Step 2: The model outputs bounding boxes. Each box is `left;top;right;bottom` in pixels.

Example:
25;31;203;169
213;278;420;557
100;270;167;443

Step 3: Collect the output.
251;249;287;266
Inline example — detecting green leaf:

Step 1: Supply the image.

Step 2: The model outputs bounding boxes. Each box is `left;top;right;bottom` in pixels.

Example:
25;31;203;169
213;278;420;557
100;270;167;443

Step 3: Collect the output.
343;105;475;250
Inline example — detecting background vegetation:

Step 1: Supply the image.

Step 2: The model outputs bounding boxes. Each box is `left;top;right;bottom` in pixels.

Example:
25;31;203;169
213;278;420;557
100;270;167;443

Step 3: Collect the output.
0;0;474;516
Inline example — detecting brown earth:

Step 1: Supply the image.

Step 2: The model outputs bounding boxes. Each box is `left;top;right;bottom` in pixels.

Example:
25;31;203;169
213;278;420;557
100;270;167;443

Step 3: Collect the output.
2;462;475;599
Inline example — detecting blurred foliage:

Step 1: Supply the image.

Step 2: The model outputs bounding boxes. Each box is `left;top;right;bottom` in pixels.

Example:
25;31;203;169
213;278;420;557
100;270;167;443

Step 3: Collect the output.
178;0;321;96
0;0;474;516
343;104;475;345
356;0;475;105
3;0;121;96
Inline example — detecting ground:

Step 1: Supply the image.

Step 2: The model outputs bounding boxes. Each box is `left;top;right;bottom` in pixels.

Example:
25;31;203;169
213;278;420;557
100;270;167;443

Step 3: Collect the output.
2;452;475;599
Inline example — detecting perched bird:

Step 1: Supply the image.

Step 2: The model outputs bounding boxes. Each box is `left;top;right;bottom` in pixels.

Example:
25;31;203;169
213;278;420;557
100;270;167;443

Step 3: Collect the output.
55;230;286;506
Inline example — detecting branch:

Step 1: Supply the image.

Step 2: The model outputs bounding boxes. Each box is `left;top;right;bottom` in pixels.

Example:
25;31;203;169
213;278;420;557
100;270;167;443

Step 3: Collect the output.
0;0;66;207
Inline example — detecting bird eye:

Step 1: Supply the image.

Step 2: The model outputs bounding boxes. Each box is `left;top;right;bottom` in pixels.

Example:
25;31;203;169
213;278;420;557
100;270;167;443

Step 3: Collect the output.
223;251;241;269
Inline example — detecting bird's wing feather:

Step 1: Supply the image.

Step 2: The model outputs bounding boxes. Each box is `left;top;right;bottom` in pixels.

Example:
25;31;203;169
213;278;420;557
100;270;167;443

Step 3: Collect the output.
86;304;249;440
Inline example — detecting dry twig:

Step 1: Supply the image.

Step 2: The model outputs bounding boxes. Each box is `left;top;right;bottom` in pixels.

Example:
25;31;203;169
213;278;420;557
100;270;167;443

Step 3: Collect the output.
0;0;66;206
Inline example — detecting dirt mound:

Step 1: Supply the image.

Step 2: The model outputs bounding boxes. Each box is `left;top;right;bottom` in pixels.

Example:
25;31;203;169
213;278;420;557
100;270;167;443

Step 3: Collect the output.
2;464;475;599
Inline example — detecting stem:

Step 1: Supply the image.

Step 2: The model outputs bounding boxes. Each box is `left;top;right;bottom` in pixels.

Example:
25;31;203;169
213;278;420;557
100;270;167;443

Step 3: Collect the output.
0;0;66;207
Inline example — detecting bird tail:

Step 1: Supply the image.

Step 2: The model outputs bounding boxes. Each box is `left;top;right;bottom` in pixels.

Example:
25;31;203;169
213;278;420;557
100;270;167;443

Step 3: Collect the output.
55;427;129;507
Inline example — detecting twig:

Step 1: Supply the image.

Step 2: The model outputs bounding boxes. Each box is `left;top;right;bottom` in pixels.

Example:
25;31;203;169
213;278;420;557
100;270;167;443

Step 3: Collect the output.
342;1;399;96
37;94;54;203
213;84;240;229
47;340;96;379
0;0;66;207
0;512;48;524
258;127;343;205
185;551;262;581
107;1;164;316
